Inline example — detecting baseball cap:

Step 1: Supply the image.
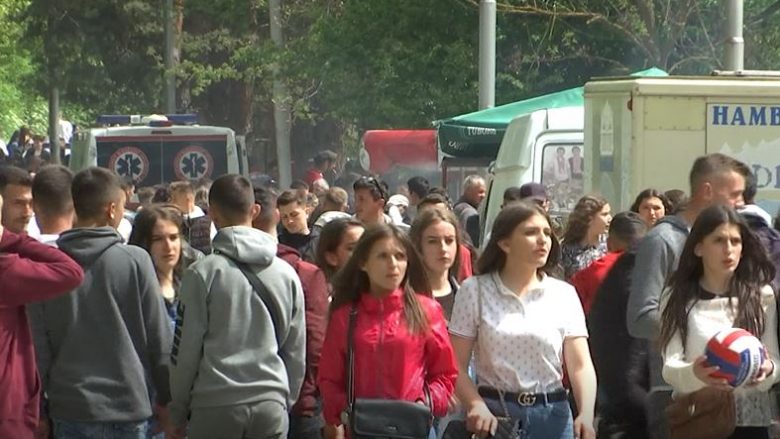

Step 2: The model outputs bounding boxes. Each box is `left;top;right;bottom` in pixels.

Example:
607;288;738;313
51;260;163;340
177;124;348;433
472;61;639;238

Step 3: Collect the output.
519;182;547;201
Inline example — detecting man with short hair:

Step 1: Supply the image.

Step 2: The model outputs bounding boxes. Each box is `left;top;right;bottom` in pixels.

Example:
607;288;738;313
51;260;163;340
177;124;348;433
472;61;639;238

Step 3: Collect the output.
570;212;647;315
34;167;173;438
587;215;653;439
277;189;318;261
27;165;77;437
739;172;780;288
406;176;429;222
352;176;410;231
30;165;74;245
170;180;214;254
0;192;84;439
253;184;329;438
169;175;306;439
626;153;749;439
0;165;34;234
305;150;338;186
519;182;551;212
453;175;486;245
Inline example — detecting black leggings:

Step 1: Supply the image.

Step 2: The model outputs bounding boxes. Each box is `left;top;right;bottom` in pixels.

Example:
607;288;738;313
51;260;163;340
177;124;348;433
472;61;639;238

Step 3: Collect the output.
728;427;770;439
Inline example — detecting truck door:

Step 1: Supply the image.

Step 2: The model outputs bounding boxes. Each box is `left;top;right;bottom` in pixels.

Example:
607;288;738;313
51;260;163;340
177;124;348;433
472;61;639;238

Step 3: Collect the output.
97;134;229;186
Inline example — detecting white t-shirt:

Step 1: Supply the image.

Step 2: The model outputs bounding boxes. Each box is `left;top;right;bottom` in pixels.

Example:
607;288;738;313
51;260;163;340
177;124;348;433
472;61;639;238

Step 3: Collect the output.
449;272;588;393
662;285;780;426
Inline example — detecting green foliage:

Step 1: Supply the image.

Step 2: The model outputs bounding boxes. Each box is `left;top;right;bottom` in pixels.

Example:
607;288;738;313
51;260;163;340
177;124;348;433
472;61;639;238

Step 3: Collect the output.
3;0;780;155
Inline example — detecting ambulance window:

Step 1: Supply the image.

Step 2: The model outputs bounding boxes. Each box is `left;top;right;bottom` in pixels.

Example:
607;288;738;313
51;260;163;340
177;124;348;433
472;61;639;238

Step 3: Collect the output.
540;144;584;211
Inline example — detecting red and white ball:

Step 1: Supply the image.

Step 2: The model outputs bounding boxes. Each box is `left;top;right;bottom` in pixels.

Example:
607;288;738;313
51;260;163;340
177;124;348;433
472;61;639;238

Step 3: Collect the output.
704;328;765;388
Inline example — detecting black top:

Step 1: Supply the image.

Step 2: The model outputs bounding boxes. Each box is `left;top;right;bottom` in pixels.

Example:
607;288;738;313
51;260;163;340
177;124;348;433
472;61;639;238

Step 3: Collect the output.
588;251;649;427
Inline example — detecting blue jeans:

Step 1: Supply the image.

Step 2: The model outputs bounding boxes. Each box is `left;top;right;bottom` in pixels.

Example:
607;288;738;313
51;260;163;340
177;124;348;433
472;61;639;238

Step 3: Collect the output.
484;397;574;439
53;419;147;439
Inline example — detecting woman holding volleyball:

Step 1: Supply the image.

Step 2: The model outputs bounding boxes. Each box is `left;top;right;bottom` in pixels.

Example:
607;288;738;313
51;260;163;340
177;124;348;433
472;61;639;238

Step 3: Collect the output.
660;205;779;438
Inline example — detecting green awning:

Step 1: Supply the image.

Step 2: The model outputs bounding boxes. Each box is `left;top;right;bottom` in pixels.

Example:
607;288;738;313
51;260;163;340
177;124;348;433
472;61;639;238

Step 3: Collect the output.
435;67;668;158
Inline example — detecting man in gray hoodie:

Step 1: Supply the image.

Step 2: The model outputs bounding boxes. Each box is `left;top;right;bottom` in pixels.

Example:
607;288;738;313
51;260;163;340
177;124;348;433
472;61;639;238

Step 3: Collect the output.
626;153;749;438
34;167;173;438
169;174;306;439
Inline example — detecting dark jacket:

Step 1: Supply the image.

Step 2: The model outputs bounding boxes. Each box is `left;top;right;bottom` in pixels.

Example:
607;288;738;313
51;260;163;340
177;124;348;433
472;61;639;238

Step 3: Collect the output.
279;227;319;263
0;231;84;438
741;207;780;289
589;251;649;428
35;227;172;422
276;244;329;417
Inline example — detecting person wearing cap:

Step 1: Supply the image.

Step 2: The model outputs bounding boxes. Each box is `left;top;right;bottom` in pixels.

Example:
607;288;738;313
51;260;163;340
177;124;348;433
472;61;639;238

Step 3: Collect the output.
519;182;551;212
305;150;338;187
386;194;409;226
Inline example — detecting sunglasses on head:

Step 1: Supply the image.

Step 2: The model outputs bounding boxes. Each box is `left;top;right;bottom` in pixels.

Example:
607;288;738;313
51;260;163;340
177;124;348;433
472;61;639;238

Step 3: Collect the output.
358;176;386;198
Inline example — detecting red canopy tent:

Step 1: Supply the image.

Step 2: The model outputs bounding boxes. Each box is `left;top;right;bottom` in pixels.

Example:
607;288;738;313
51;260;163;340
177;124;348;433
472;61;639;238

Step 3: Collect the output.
359;130;438;174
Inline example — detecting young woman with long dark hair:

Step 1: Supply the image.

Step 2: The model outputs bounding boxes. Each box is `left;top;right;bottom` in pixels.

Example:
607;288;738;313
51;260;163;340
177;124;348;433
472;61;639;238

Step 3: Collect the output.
128;205;187;325
561;195;612;279
314;217;365;282
659;205;779;439
409;207;462;320
449;202;597;439
630;188;670;227
318;224;458;438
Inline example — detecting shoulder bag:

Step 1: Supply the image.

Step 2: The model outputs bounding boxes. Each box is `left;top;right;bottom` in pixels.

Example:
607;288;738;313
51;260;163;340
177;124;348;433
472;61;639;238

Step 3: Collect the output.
665;386;736;439
664;286;739;439
441;276;521;439
343;303;433;439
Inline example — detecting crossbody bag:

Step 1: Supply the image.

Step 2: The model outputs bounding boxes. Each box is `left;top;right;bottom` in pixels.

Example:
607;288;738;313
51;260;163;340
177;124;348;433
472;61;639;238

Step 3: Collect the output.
342;303;433;439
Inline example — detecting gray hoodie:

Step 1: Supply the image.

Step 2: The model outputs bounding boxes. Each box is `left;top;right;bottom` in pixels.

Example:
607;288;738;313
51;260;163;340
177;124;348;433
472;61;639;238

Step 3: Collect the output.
169;226;306;426
36;227;172;422
627;214;690;340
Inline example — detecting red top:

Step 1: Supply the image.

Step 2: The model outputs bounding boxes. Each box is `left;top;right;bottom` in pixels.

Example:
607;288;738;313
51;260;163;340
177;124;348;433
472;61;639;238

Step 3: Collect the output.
569;251;623;315
276;244;329;417
318;288;458;425
305;168;324;186
0;230;84;437
457;244;473;283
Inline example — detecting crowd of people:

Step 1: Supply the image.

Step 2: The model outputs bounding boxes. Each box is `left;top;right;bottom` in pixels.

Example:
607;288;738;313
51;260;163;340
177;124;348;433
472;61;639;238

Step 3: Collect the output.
1;150;779;439
0;118;74;172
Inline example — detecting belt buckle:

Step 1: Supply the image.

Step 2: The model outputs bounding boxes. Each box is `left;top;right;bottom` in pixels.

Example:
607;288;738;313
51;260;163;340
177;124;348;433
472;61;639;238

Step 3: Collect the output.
517;392;536;407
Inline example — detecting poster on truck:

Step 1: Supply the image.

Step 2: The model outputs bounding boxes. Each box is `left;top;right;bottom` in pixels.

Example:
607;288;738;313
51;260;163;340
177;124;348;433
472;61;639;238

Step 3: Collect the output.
707;103;780;214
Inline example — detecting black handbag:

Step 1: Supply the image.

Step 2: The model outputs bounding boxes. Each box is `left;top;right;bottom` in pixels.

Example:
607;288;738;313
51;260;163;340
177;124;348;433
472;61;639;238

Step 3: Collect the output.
342;304;433;439
441;417;521;439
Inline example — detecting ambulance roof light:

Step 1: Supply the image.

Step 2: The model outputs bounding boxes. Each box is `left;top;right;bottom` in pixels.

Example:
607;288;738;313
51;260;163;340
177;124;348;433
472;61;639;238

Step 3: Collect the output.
96;113;198;126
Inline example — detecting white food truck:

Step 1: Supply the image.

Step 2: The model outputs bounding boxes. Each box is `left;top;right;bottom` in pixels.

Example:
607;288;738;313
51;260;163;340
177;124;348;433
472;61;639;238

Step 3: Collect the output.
482;75;780;243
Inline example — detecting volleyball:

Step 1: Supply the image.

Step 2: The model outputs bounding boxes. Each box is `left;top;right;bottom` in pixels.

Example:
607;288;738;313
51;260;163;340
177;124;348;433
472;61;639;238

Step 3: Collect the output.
704;328;765;387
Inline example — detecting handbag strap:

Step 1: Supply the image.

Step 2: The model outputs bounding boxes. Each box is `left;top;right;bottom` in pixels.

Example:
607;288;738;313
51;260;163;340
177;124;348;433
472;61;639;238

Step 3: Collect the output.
344;302;433;413
346;303;359;410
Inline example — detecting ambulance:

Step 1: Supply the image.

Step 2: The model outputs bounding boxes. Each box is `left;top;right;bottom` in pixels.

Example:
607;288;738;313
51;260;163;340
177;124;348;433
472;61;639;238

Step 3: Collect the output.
482;75;780;243
69;114;249;186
